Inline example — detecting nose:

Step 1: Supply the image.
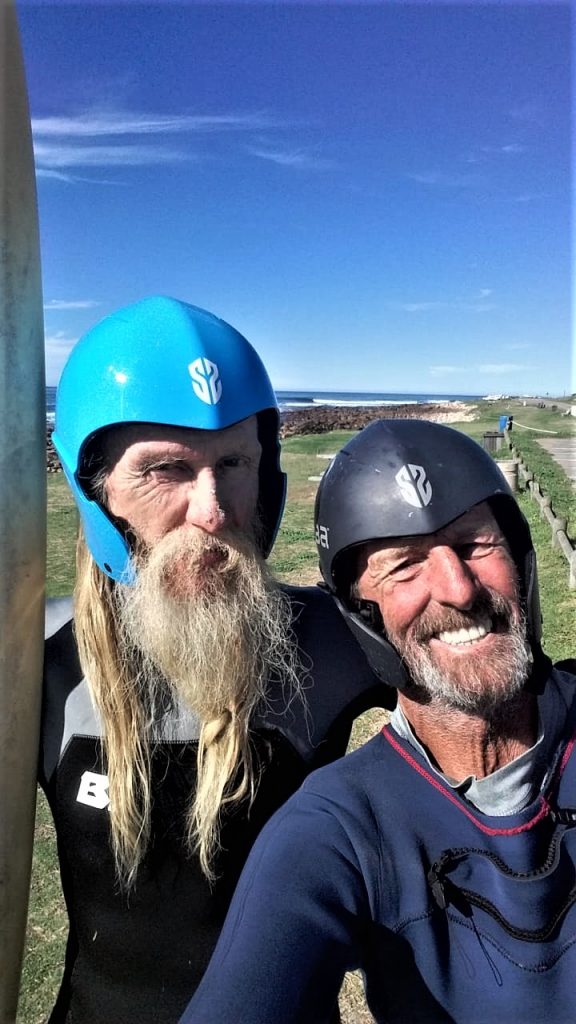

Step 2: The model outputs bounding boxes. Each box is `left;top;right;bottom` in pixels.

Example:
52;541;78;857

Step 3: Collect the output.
427;545;477;611
184;469;226;534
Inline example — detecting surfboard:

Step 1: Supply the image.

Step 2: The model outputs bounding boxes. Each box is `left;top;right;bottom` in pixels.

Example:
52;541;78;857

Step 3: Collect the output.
0;1;46;1019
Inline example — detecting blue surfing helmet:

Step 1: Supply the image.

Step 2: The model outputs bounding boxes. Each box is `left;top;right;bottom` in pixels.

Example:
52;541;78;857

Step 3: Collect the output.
53;296;286;582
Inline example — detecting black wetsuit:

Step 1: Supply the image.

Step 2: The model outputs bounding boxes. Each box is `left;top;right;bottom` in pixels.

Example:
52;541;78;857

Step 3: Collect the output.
40;585;385;1024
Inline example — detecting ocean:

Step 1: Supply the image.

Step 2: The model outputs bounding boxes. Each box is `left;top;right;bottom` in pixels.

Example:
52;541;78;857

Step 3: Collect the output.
45;387;483;423
275;390;483;410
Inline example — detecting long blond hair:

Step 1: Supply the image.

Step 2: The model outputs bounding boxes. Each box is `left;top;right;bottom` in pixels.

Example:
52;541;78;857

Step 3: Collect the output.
74;531;300;886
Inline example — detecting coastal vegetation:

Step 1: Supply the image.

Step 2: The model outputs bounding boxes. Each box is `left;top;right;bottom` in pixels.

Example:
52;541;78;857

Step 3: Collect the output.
18;406;575;1023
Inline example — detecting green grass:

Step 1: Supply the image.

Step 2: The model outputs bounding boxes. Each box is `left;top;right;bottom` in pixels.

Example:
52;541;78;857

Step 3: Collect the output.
18;418;576;1021
17;794;68;1023
518;492;576;662
462;399;572;442
281;430;357;456
511;434;576;541
17;477;75;1022
46;474;77;597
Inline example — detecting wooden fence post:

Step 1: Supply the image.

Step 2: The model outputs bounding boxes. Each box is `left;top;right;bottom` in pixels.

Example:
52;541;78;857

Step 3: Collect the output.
570;551;576;590
552;517;568;549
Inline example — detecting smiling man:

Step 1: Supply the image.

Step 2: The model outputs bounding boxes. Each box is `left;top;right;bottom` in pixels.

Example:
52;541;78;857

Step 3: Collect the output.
40;297;384;1024
182;420;576;1024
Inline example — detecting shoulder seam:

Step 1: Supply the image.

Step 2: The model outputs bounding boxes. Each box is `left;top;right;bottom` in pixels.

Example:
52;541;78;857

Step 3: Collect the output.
45;596;74;639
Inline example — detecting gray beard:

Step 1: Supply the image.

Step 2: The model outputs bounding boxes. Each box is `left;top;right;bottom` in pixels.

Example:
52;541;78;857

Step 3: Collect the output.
390;590;532;715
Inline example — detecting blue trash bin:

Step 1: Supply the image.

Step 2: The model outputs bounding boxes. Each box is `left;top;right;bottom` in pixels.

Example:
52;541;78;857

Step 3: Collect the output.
499;415;509;431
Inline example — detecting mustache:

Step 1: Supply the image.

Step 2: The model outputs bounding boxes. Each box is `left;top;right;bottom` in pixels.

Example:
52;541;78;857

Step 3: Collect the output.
135;527;260;596
137;526;254;563
408;588;518;644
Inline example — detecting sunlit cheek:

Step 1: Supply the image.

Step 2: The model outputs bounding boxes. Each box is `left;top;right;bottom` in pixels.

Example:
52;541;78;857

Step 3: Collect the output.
132;497;189;547
384;585;429;641
476;555;519;603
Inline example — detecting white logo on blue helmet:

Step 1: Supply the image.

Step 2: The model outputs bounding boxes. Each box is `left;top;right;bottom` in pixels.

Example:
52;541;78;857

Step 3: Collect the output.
188;357;222;405
395;464;432;508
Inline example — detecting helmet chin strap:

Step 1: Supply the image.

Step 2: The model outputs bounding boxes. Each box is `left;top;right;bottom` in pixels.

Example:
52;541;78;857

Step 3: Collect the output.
320;587;406;703
525;644;553;696
353;598;384;632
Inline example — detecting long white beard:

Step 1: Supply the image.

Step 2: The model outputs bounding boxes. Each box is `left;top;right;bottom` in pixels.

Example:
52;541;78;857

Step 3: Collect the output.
114;527;300;723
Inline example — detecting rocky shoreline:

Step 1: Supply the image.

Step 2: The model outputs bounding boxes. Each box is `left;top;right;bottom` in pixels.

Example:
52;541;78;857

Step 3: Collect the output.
279;400;477;438
46;401;477;471
46;426;61;472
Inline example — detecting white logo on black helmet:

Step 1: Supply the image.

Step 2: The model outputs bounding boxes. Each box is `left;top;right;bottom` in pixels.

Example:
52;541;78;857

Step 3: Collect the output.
395;464;432;508
315;524;330;549
188;358;222;405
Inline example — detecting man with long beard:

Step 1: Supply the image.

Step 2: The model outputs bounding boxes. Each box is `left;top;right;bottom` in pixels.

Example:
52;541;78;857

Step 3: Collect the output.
41;296;385;1023
182;420;576;1024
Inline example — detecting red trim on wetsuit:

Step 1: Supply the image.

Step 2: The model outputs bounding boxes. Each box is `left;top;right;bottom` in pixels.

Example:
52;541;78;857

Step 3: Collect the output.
557;732;576;775
381;724;551;836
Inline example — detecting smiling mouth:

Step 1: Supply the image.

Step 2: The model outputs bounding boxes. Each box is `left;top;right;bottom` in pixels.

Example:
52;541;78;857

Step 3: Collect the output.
435;616;493;647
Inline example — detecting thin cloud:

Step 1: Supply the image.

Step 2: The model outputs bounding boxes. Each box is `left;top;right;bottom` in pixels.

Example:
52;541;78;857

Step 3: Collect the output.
32;111;290;137
44;299;100;311
512;192;552;203
509;102;549;129
45;330;77;349
37;167;79;183
34;141;191;168
407;171;479;188
480;143;527;155
479;363;531;374
399;302;442;312
463;142;528;167
463;303;495;312
36;167;127;186
430;361;533;379
247;146;333;170
32;107;296;180
478;289;493;298
45;332;78;385
393;299;495;313
429;365;467;376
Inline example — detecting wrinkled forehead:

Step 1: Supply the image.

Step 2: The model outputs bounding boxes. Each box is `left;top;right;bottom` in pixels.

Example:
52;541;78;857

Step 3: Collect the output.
357;500;506;567
98;414;261;467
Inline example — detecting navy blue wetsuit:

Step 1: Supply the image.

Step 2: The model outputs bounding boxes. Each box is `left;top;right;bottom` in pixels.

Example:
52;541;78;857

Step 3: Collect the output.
40;586;385;1024
182;669;576;1024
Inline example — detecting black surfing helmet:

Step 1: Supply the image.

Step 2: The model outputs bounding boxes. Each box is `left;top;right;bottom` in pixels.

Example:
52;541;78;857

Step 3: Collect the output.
314;419;548;696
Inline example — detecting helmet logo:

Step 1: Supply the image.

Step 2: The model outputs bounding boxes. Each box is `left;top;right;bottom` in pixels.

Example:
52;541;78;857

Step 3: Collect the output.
315;523;330;549
395;464;432;508
188;358;223;405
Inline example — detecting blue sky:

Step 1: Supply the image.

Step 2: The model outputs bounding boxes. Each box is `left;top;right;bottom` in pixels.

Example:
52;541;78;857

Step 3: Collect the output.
18;0;573;395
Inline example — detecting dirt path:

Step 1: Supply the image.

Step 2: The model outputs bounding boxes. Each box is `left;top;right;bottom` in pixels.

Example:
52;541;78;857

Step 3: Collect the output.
537;436;576;484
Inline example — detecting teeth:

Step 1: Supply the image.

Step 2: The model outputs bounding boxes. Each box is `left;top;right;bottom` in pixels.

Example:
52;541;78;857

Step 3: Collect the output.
437;617;492;646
